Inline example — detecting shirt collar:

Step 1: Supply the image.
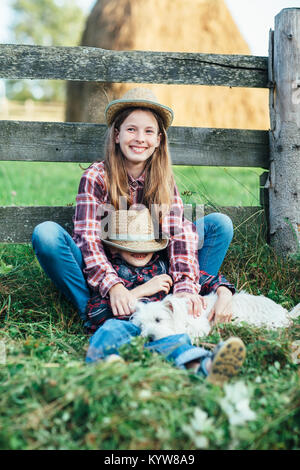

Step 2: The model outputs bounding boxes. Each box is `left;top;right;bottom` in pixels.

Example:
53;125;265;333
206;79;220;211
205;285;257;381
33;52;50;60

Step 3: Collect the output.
127;170;145;188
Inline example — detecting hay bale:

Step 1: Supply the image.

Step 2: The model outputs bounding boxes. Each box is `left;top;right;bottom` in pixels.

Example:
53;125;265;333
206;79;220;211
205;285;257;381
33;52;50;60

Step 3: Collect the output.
65;0;269;130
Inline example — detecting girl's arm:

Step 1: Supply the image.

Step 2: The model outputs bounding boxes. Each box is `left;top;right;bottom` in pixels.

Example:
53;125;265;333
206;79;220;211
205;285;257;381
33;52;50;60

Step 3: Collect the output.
73;162;124;297
199;270;235;296
162;184;200;295
199;270;236;324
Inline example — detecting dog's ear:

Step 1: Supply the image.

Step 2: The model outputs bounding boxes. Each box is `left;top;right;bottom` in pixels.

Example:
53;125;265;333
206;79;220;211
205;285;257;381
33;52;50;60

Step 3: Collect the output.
162;295;175;313
162;295;186;319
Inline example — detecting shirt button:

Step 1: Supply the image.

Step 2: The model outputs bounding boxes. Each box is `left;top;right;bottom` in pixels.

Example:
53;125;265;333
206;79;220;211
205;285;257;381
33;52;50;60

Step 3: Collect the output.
131;182;138;189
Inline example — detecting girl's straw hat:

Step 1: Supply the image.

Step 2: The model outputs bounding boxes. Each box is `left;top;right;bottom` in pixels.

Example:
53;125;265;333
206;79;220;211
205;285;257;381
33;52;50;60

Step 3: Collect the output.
101;208;169;253
105;88;174;129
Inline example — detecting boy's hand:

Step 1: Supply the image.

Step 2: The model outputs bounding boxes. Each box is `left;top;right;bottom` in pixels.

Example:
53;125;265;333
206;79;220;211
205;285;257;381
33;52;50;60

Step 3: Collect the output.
131;274;173;299
109;283;137;317
143;274;173;296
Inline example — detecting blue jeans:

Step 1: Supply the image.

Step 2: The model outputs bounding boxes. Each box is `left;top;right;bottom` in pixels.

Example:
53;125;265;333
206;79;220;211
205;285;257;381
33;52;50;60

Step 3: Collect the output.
86;318;212;370
32;221;90;318
31;213;233;318
196;212;233;276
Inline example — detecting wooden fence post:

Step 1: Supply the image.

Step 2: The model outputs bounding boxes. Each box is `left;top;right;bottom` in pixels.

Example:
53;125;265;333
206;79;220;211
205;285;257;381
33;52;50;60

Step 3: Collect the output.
268;8;300;256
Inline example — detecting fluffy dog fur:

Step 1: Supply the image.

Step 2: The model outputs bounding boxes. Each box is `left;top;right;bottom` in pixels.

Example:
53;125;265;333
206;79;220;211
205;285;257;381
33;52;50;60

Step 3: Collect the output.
131;291;300;341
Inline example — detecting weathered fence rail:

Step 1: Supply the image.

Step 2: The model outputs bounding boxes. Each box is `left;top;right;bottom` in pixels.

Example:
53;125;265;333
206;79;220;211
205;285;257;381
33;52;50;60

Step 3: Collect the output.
0;121;269;168
0;205;262;244
0;8;299;256
0;44;268;87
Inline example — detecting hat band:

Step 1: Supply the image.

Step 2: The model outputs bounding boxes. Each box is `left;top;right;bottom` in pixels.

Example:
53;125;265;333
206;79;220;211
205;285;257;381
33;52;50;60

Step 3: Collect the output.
108;233;155;241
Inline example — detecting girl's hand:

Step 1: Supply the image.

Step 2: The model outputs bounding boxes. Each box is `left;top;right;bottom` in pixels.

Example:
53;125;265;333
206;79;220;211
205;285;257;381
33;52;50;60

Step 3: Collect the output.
131;274;173;298
108;283;137;317
172;292;207;318
208;286;233;324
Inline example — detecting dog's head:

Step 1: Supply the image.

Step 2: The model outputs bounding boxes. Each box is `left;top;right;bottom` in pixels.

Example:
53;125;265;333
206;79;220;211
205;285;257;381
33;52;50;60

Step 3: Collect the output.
130;295;189;341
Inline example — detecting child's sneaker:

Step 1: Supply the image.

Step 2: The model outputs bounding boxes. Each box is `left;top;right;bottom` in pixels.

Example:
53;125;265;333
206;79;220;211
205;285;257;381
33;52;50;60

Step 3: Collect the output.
105;354;125;364
199;337;246;386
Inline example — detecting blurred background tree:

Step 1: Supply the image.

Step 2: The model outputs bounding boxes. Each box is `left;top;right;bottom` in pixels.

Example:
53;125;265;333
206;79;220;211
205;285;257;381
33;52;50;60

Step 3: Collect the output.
6;0;87;101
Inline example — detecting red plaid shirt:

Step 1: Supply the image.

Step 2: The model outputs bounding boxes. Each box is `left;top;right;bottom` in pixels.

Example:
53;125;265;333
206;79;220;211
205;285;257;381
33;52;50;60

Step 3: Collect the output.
73;161;200;297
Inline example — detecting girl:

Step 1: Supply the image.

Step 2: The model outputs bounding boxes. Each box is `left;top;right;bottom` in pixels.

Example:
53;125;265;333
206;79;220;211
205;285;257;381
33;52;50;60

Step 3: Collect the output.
32;87;234;324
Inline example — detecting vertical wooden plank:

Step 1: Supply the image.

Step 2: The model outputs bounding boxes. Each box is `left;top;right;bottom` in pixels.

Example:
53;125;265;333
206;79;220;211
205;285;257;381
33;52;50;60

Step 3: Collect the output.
268;8;300;256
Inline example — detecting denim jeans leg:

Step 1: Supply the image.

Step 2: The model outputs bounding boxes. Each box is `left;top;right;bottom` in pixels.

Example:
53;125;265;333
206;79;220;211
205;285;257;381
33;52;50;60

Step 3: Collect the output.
32;221;90;318
195;212;233;275
144;334;212;370
86;319;141;363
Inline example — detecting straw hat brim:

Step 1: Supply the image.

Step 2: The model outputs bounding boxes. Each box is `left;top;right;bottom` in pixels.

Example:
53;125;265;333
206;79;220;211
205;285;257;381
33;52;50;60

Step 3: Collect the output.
105;99;174;129
102;237;169;253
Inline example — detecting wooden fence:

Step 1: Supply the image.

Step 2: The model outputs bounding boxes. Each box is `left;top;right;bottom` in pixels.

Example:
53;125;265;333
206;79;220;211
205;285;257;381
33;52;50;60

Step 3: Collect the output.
0;8;299;255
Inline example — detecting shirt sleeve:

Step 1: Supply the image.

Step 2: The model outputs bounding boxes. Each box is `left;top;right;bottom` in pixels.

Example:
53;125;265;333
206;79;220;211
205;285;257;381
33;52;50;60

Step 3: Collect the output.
162;184;200;295
73;164;125;297
199;270;236;296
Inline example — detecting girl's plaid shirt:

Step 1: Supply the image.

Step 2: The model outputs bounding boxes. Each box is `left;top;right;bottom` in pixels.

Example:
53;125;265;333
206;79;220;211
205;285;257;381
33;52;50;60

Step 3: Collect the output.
84;252;235;333
73;161;200;298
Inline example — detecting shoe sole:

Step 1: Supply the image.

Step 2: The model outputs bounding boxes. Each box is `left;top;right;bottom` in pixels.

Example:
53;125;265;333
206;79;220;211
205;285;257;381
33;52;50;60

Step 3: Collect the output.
105;354;125;364
207;337;246;386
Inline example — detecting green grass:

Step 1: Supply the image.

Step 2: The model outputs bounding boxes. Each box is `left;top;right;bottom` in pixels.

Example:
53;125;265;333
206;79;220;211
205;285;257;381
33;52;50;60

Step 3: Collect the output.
0;161;263;207
173;166;262;207
0;161;299;450
0;162;83;206
0;233;299;450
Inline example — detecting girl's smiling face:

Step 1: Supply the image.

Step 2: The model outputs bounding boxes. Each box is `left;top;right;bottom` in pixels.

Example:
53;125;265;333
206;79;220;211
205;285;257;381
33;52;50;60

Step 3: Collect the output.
115;109;161;177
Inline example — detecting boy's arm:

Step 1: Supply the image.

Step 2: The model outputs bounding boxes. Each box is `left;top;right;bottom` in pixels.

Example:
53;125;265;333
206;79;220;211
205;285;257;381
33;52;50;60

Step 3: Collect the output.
130;274;173;299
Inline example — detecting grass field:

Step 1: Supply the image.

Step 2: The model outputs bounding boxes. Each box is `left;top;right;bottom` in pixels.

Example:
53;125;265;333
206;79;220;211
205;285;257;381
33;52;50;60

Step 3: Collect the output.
0;161;263;207
0;162;299;450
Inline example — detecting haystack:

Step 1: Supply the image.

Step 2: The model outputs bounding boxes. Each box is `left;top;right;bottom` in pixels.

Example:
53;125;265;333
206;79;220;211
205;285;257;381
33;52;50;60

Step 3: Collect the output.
65;0;269;130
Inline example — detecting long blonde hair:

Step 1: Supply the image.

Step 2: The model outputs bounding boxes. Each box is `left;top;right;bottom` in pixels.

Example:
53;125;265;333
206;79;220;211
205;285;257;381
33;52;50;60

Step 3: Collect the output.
104;107;175;218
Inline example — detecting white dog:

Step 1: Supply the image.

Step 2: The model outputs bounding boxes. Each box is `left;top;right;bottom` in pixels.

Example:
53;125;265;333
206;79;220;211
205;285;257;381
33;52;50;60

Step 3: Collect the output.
130;292;300;342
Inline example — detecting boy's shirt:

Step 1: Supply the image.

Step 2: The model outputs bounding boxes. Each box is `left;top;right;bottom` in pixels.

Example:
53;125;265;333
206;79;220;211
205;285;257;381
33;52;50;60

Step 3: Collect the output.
84;251;235;334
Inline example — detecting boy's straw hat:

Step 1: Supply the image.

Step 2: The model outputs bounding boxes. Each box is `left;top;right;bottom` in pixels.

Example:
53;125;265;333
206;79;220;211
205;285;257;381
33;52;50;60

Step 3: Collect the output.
105;88;174;129
101;208;169;253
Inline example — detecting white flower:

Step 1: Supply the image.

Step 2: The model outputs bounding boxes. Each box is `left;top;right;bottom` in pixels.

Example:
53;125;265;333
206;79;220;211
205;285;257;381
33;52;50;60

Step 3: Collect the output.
138;389;151;399
190;408;215;432
129;401;138;409
191;435;209;449
182;407;216;449
218;381;256;427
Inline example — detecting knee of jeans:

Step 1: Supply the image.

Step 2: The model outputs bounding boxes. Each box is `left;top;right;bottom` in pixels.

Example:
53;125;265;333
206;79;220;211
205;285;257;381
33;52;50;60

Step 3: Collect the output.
209;213;233;239
102;318;120;330
90;319;129;354
32;221;62;254
99;319;126;338
174;333;192;346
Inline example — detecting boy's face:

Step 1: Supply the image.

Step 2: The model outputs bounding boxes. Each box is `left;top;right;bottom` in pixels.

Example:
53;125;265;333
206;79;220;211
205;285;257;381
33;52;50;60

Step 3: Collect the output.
109;246;154;267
